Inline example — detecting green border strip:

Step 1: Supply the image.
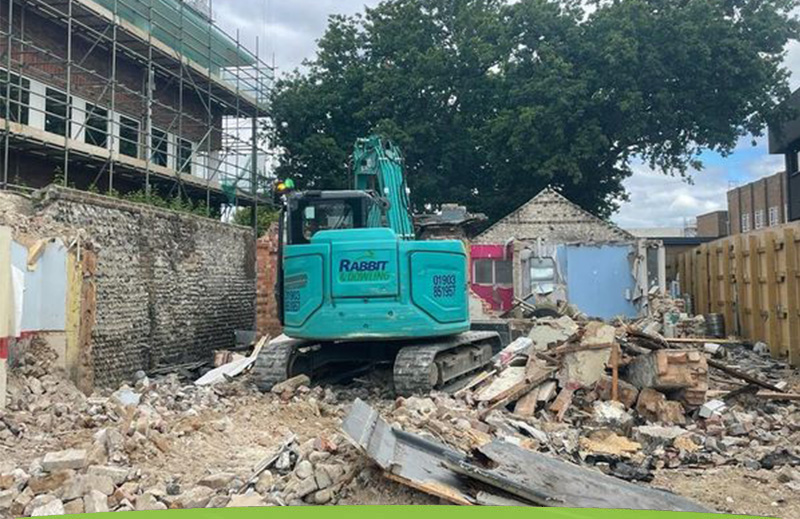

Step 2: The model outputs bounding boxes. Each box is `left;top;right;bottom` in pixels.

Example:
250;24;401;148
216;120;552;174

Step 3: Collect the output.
56;506;776;519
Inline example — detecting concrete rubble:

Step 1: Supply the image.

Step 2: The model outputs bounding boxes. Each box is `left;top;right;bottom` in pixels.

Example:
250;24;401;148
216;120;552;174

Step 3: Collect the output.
1;296;800;516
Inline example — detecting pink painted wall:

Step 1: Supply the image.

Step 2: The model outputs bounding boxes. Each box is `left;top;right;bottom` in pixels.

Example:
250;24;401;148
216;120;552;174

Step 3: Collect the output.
470;244;514;311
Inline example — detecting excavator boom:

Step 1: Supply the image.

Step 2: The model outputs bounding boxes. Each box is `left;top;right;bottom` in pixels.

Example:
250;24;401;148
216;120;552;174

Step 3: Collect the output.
352;136;415;239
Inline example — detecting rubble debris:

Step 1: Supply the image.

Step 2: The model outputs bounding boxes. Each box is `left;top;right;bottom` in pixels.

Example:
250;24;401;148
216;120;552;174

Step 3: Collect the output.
342;399;473;505
595;376;639;408
635;389;686;425
343;399;711;511
495;338;533;368
445;439;711;511
557;322;616;388
579;430;641;457
591;401;634;430
699;399;727;419
706;358;783;392
195;335;268;386
41;449;87;472
513;381;557;416
528;316;579;352
549;388;574;422
476;368;526;402
271;375;312;398
625;350;708;406
2;292;799;515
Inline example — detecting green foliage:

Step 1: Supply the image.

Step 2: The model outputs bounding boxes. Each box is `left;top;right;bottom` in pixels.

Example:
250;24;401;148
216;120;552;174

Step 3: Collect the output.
269;0;800;221
232;206;280;237
95;186;222;220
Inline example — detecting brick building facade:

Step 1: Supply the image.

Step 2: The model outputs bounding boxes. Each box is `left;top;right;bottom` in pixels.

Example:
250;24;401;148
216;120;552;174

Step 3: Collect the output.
727;171;787;235
0;0;271;210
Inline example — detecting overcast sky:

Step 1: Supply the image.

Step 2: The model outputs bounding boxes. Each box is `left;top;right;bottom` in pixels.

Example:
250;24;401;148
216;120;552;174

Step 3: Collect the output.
212;0;800;230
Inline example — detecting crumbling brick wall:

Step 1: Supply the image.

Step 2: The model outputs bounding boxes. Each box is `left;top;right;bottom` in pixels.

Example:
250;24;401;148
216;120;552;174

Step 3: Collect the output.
33;186;256;387
256;224;282;339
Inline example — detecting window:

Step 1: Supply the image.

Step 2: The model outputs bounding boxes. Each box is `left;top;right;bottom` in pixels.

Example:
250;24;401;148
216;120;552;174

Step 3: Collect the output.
473;259;512;286
45;88;70;136
119;116;140;158
0;71;30;125
754;209;765;230
287;195;382;245
769;206;780;227
530;257;557;295
84;103;108;148
178;138;193;174
495;260;513;285
741;213;751;233
151;128;168;167
474;260;494;285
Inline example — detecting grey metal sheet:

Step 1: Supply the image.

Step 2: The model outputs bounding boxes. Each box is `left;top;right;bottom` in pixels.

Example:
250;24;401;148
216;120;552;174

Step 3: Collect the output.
342;399;474;505
446;440;713;512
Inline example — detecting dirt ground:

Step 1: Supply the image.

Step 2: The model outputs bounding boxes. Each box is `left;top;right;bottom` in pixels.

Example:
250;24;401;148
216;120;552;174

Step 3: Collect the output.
655;467;797;519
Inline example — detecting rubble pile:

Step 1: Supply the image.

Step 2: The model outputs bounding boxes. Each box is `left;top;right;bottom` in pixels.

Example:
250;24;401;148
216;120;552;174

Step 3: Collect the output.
0;348;372;515
2;302;800;515
339;312;800;512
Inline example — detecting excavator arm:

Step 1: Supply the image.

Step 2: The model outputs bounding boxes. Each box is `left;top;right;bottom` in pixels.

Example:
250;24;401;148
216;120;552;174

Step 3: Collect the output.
352;136;416;240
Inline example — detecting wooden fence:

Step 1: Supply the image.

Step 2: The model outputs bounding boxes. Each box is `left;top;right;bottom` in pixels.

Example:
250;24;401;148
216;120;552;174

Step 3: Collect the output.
678;222;800;367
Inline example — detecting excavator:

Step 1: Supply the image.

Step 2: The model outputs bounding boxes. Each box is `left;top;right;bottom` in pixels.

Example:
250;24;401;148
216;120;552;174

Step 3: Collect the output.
254;136;502;396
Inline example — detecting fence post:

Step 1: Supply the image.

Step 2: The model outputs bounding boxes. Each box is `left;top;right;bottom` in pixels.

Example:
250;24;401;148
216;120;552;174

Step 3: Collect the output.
764;231;781;357
721;238;735;335
734;235;747;338
785;228;800;366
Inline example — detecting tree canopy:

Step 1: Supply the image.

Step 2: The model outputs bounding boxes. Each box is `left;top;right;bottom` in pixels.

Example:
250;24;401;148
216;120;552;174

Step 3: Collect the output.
269;0;800;221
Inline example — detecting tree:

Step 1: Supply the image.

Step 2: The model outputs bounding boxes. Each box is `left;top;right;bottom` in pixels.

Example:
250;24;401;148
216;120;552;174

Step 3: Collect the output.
269;0;799;221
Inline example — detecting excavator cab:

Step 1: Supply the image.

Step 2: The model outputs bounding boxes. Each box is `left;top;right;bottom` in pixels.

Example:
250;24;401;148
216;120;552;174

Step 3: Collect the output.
285;191;388;245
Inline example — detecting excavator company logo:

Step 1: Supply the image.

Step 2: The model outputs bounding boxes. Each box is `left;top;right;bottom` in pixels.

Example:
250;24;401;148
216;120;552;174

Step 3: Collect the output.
339;252;391;282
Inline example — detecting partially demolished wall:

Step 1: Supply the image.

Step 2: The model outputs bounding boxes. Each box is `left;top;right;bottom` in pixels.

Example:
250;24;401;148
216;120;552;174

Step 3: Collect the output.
1;186;256;388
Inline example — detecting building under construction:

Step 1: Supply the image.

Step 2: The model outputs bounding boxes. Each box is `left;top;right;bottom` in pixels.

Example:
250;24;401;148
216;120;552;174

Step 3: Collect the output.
0;0;272;211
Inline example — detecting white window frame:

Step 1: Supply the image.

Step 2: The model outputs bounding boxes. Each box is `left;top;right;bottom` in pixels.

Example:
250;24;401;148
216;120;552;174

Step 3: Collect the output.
741;213;751;233
472;259;513;287
754;209;765;230
769;206;780;227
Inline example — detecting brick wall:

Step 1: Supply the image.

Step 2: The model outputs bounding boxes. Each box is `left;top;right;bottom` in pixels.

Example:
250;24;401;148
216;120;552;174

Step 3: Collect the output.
697;211;728;238
476;188;634;244
32;186;255;387
256;224;282;339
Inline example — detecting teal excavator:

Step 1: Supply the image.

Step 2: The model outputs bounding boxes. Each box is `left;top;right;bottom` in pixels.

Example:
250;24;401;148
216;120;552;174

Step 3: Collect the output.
254;136;501;395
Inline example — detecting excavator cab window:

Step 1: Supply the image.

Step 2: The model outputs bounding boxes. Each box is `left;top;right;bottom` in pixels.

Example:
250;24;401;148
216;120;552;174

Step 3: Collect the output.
287;192;385;245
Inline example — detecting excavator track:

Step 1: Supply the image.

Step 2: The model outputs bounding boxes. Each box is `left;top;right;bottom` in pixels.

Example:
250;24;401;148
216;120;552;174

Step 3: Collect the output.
393;331;502;396
254;331;502;396
253;338;301;392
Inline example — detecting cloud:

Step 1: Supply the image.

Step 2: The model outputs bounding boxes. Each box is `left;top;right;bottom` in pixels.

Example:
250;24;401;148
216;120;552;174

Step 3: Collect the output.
212;0;380;73
612;163;732;229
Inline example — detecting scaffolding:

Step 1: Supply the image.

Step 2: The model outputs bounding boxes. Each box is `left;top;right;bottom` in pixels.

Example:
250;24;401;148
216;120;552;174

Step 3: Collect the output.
0;0;273;215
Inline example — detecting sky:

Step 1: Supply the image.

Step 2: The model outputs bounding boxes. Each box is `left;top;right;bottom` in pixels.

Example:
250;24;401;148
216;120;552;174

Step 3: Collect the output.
211;0;800;230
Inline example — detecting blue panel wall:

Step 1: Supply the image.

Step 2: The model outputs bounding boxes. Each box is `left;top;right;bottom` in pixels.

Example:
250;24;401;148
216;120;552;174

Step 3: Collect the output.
11;240;68;332
560;244;639;319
